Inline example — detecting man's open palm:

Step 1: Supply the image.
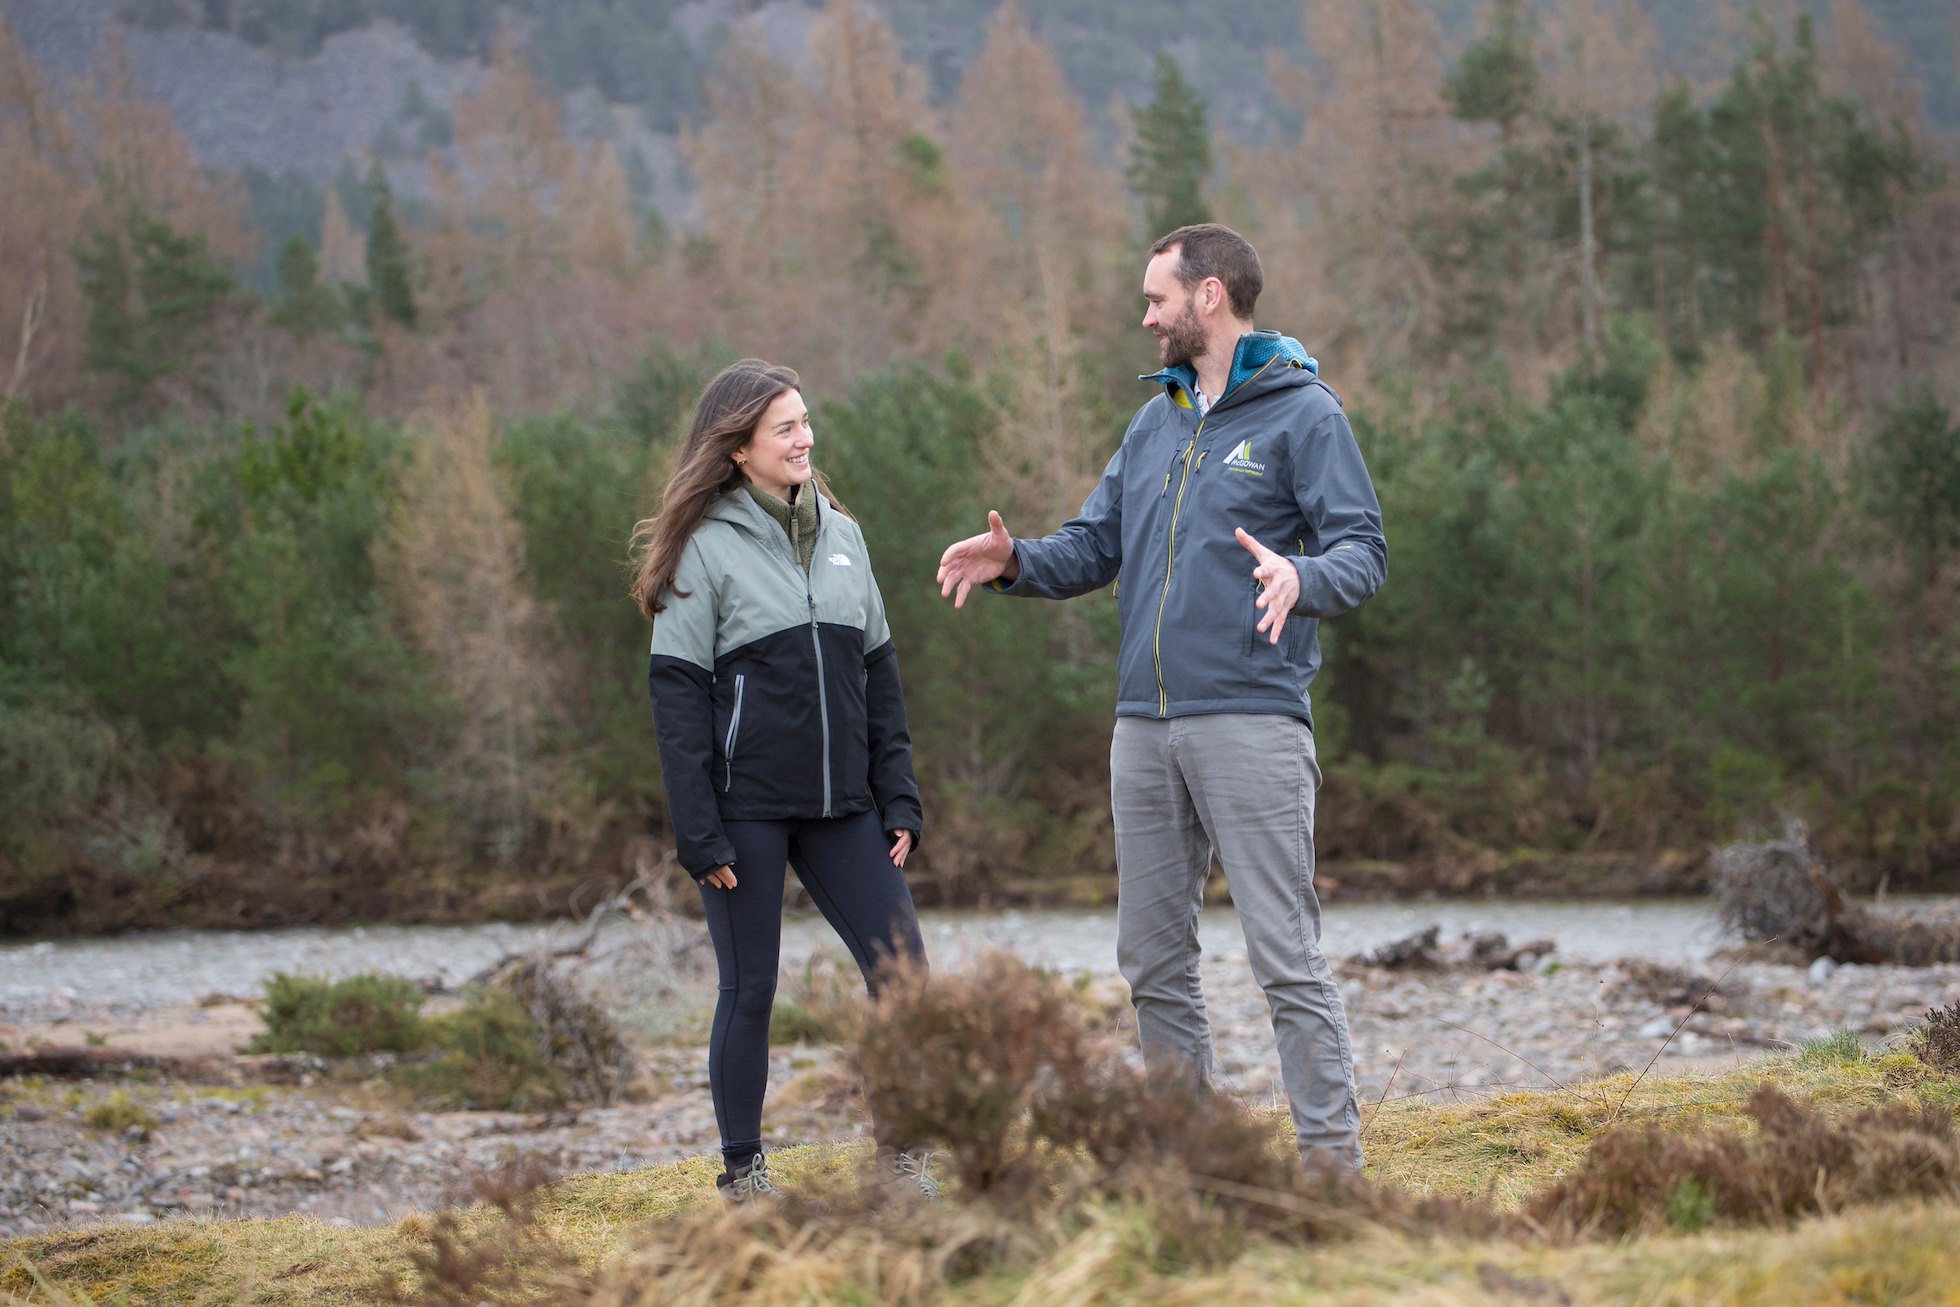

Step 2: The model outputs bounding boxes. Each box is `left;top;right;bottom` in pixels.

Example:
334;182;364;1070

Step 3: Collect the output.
1236;527;1299;644
937;510;1016;608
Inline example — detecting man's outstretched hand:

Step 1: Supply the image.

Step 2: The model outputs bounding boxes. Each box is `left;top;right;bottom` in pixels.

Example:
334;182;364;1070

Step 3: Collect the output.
1236;527;1299;645
937;510;1018;608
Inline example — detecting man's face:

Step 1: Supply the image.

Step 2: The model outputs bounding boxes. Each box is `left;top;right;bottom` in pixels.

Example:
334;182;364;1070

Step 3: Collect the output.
1141;250;1206;370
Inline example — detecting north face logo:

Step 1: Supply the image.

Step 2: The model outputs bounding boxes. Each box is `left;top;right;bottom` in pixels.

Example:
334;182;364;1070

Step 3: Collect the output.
1223;439;1267;475
829;553;853;567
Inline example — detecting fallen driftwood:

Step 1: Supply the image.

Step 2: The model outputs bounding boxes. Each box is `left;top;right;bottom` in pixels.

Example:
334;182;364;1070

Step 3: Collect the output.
1353;925;1557;971
1614;959;1735;1013
1715;822;1960;964
463;868;663;990
0;1045;228;1081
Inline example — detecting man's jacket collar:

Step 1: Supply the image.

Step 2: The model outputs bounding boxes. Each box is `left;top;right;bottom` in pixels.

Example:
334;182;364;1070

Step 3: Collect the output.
1140;329;1319;411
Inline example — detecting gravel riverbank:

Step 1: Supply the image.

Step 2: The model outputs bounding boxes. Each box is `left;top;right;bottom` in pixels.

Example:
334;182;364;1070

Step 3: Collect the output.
3;907;1957;1238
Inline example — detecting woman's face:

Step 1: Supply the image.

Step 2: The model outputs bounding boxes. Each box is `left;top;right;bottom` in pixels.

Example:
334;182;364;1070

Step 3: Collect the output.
737;389;814;501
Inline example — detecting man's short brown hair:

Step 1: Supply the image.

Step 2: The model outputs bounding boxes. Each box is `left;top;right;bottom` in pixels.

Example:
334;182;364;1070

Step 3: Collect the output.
1150;223;1263;319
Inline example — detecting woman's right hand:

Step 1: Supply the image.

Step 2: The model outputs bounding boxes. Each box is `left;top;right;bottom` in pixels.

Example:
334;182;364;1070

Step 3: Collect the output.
703;865;738;889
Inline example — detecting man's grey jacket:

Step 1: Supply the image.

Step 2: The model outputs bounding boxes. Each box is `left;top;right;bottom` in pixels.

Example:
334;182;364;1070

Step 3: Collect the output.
996;330;1387;726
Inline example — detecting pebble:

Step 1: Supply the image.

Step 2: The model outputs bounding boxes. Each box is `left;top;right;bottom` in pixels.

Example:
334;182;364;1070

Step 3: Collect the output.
3;919;1957;1239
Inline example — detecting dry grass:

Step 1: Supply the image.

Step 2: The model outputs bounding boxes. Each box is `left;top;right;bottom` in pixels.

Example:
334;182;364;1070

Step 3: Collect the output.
8;959;1960;1306
15;1157;1959;1306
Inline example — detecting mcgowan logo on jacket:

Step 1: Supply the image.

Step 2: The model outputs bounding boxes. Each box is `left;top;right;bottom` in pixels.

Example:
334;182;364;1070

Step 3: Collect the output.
1223;439;1267;475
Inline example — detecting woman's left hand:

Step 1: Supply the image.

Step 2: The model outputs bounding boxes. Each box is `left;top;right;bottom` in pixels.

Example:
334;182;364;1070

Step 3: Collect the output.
888;830;913;868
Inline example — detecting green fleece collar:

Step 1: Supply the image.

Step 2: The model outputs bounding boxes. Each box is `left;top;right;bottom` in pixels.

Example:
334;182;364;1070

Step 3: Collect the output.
744;483;819;571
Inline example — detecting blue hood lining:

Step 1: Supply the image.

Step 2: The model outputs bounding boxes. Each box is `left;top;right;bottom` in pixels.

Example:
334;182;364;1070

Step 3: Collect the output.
1140;330;1318;405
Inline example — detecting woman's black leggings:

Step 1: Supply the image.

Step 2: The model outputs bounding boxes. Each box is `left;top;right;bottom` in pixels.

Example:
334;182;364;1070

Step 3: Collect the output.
699;808;925;1161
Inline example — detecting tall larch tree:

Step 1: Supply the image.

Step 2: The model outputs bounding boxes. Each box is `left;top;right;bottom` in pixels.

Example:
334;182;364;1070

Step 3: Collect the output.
680;27;812;349
793;0;953;373
1263;0;1455;386
1540;0;1661;356
383;392;557;861
951;0;1125;525
950;0;1123;344
316;188;365;285
449;28;578;290
0;14;92;405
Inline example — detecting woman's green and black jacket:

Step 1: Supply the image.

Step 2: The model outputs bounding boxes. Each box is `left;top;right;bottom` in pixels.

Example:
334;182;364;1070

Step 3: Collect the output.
647;488;921;881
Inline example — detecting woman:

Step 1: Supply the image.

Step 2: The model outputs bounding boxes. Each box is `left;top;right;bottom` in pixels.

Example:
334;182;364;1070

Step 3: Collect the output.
631;359;935;1203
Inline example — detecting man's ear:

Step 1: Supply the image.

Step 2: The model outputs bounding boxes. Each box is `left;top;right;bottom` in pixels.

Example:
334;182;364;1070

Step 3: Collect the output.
1203;277;1226;315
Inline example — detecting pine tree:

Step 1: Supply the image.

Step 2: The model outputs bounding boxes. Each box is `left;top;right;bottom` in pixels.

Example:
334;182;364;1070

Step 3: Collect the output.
1440;0;1541;343
272;232;341;337
1862;391;1960;589
1445;0;1538;145
1127;53;1212;240
364;161;415;328
77;204;237;411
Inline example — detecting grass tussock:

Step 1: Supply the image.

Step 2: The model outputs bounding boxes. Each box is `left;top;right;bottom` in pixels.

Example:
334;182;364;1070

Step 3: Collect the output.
79;1091;156;1136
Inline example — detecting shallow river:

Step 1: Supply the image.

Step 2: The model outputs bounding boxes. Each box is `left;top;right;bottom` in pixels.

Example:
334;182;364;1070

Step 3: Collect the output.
0;896;1818;1018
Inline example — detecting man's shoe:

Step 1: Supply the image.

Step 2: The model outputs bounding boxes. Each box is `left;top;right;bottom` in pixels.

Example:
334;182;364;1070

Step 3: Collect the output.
881;1148;945;1200
716;1153;786;1203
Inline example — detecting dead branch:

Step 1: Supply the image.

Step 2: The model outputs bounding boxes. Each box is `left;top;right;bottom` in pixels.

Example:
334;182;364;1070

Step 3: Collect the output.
0;1045;224;1080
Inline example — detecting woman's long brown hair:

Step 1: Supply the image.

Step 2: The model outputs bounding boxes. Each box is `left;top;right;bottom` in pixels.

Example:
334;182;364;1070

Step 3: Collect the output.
629;359;844;619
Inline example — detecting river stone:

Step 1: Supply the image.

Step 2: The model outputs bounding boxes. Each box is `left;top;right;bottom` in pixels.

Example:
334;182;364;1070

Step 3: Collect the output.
1808;957;1839;986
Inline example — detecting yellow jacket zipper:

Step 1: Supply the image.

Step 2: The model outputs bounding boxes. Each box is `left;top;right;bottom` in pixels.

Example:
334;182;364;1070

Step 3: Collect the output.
1149;360;1278;716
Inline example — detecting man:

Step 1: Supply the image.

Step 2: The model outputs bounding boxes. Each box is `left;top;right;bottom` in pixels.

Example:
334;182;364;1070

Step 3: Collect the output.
936;223;1386;1171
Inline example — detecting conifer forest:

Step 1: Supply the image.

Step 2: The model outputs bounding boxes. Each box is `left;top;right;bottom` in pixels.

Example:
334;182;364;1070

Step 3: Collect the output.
2;0;1958;933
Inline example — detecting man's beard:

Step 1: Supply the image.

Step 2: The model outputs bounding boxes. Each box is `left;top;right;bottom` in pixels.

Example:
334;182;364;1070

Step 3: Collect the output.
1156;303;1206;370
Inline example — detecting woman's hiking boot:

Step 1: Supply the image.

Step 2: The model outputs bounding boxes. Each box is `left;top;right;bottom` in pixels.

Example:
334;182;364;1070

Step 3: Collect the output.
716;1153;786;1204
878;1147;945;1200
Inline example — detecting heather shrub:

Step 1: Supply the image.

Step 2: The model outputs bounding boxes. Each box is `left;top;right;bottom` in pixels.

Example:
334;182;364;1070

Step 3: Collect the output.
250;963;631;1111
401;990;570;1113
1527;1083;1960;1238
249;972;428;1057
850;951;1105;1198
848;952;1469;1257
404;959;634;1111
1917;1002;1960;1077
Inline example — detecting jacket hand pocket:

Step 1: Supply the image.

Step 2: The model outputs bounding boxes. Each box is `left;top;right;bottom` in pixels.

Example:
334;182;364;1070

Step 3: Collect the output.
721;673;746;793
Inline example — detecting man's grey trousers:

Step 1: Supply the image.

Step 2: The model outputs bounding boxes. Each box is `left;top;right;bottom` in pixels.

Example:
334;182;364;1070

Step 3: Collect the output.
1111;712;1362;1170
